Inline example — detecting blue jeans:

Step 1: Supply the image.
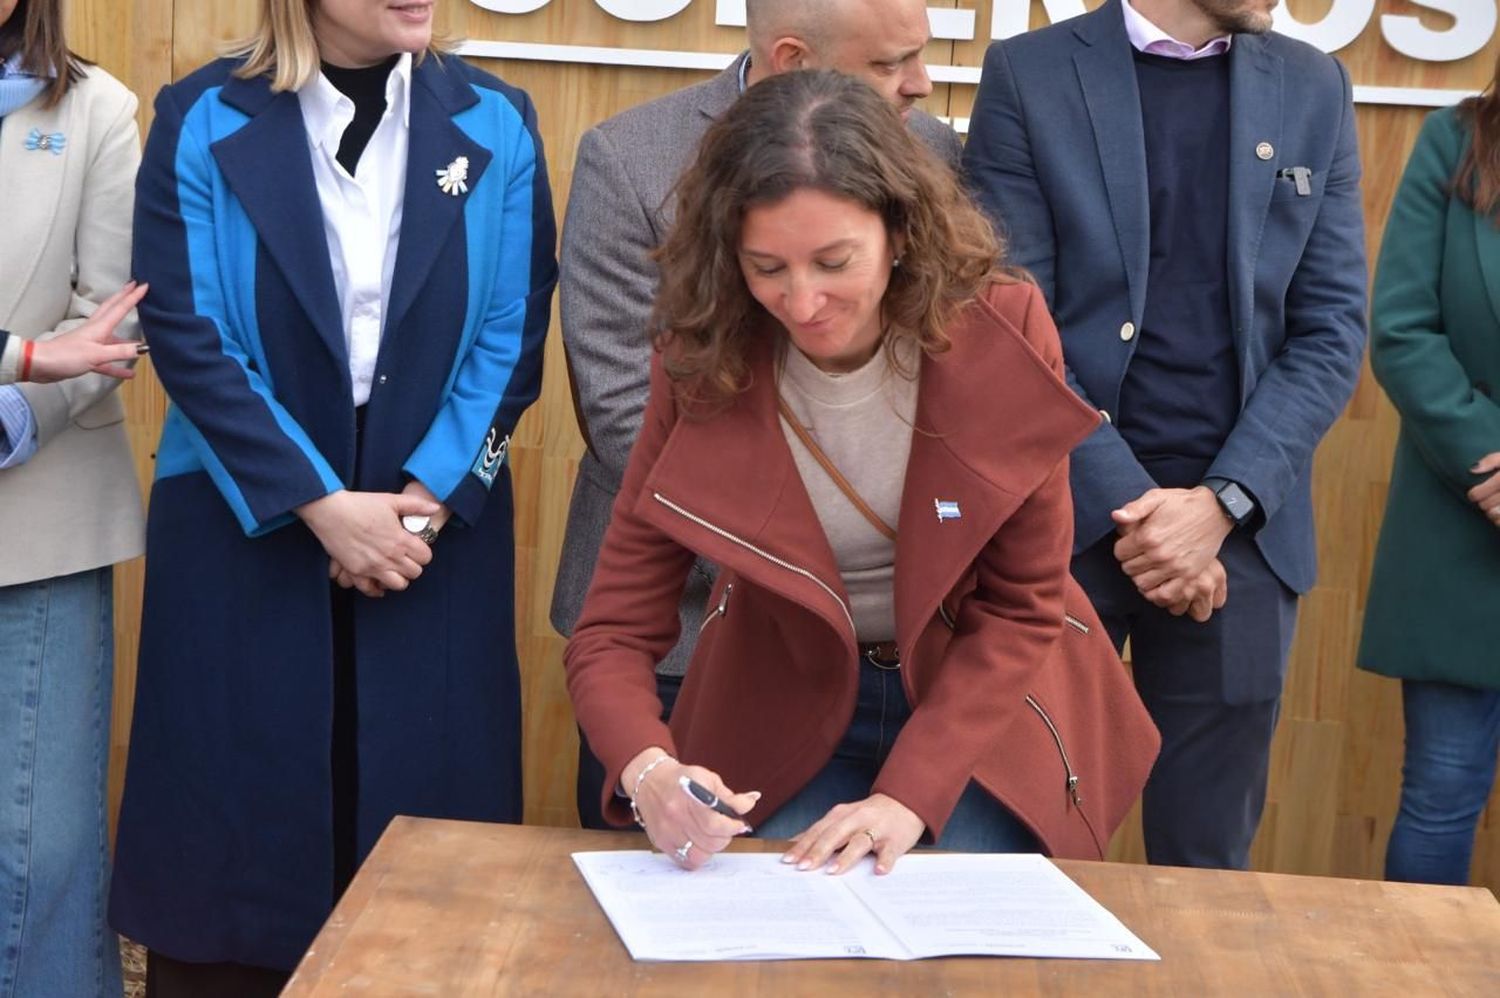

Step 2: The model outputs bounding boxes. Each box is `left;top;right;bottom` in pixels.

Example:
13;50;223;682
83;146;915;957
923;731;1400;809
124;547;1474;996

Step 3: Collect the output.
755;659;1039;852
1385;679;1500;886
0;568;122;998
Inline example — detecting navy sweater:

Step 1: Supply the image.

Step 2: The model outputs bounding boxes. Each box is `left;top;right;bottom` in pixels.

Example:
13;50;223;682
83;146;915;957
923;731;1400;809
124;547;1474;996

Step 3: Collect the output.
1118;49;1239;489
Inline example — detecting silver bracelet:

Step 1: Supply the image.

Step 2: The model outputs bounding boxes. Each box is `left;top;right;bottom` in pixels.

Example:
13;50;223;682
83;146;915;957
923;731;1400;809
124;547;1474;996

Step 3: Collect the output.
628;753;677;829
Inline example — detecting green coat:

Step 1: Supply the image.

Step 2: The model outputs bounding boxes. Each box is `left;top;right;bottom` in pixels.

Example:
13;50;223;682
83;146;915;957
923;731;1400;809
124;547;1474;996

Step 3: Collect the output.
1359;106;1500;690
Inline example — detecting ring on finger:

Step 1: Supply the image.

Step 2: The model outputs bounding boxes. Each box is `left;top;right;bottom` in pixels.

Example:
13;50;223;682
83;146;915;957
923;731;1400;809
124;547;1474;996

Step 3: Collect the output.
674;839;694;862
861;828;877;849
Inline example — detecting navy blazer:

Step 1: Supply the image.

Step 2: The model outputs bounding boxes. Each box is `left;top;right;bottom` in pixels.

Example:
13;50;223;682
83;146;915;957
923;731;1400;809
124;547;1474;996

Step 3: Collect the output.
963;1;1367;593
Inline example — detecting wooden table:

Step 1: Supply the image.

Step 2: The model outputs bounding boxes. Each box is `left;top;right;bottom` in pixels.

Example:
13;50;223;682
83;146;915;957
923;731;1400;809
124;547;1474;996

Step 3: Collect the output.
283;818;1500;996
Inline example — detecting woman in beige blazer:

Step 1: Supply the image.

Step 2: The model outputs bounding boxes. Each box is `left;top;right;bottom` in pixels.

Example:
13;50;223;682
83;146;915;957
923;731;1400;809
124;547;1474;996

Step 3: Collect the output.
0;1;147;994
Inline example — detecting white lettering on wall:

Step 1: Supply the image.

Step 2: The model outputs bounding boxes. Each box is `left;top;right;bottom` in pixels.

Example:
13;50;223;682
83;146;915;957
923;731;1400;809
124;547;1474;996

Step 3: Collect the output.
1382;0;1495;63
595;0;693;20
1271;0;1377;53
716;0;744;27
991;0;1086;40
467;0;551;13
461;1;1491;107
713;1;975;40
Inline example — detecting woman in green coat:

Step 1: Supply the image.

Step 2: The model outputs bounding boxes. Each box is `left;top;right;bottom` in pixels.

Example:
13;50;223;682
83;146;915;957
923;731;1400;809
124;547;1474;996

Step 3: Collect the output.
1360;70;1500;886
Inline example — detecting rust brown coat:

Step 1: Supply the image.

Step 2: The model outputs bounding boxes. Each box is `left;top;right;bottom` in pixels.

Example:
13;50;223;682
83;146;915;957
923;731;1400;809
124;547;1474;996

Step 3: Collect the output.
565;281;1160;858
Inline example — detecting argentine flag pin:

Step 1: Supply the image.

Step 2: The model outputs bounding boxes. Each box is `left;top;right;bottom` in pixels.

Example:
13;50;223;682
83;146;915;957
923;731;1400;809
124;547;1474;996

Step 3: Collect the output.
934;499;961;523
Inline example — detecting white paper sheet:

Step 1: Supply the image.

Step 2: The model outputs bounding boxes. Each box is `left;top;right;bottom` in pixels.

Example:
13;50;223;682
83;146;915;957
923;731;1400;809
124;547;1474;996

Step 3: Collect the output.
572;852;905;960
843;853;1159;960
571;851;1159;963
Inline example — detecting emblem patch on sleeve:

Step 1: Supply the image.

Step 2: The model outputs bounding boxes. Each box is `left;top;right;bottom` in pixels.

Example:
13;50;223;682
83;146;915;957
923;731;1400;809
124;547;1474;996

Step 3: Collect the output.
471;428;510;487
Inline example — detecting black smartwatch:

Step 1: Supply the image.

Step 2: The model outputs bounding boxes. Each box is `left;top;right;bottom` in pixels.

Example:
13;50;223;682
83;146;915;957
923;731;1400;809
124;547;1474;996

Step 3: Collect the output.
1205;478;1256;529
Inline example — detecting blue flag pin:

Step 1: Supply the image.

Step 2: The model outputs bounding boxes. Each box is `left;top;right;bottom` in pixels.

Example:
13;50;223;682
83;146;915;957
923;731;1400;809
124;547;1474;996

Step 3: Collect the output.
934;499;961;523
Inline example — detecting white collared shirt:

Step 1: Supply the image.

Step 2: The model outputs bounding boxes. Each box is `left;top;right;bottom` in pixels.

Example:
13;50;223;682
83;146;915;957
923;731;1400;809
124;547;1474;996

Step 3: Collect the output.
1121;0;1232;61
298;54;412;407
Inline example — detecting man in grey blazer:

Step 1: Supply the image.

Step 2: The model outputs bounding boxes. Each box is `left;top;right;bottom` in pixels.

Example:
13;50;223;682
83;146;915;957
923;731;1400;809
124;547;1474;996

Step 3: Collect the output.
963;0;1367;868
552;0;961;828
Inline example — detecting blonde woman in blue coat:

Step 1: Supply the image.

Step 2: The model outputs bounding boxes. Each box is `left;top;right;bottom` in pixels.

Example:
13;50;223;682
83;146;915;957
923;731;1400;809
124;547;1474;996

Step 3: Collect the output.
108;1;556;992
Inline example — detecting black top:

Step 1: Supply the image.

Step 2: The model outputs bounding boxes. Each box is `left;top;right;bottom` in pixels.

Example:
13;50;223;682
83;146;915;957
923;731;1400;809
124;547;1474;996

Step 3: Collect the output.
1119;49;1239;489
321;55;400;175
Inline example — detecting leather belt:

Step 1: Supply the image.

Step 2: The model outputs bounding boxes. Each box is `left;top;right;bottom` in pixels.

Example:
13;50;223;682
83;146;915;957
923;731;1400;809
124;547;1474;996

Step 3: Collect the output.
859;641;901;670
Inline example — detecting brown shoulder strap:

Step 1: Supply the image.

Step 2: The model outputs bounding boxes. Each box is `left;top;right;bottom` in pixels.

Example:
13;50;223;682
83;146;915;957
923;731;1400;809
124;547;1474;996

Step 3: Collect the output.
777;395;898;543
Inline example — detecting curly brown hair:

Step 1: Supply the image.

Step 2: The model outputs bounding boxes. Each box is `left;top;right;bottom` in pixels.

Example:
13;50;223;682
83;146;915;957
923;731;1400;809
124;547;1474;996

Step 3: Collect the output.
651;69;1013;410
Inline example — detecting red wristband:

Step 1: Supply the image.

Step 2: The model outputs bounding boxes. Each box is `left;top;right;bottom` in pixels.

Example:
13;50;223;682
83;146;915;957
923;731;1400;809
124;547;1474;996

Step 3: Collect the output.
19;340;34;382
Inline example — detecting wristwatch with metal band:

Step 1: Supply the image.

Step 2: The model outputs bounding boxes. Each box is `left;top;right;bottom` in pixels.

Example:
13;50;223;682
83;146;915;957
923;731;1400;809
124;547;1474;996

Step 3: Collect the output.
401;514;440;545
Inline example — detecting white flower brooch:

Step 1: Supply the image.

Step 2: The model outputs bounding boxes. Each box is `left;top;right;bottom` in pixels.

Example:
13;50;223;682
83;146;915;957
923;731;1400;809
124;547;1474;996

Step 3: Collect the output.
436;155;470;197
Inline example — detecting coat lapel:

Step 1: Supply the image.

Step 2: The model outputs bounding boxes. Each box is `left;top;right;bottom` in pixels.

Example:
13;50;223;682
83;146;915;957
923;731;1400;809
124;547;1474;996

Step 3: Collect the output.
1474;214;1500;329
211;76;347;366
696;52;748;123
641;291;1100;660
1226;33;1283;364
0;101;73;325
641;337;854;648
892;291;1100;655
1072;3;1149;323
383;60;490;346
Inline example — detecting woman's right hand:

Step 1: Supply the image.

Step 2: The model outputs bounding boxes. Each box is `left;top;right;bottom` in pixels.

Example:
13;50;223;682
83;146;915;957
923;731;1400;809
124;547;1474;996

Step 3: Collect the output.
24;282;149;383
296;490;440;593
621;748;757;870
1468;453;1500;528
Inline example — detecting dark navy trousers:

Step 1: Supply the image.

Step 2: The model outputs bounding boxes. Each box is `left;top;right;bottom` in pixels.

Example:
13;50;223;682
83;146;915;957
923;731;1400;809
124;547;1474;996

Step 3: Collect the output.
1073;530;1298;869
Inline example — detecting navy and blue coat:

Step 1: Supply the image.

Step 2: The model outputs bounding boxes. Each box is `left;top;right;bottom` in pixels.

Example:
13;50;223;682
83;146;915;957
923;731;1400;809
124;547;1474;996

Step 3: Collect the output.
109;54;556;969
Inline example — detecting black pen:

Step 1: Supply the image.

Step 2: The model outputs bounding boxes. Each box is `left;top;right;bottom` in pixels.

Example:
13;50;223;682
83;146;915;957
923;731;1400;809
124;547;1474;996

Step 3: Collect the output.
678;775;752;830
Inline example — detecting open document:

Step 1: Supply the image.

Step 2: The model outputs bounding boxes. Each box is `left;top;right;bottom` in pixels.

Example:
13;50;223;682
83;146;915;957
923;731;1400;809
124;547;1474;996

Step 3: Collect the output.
571;851;1160;962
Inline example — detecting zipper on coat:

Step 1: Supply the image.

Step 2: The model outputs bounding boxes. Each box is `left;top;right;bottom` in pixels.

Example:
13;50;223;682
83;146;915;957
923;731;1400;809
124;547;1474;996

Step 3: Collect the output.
652;493;856;639
936;598;1103;854
943;602;1089;637
1026;696;1081;806
938;602;1091;809
697;583;733;636
938;601;956;630
1027;695;1104;855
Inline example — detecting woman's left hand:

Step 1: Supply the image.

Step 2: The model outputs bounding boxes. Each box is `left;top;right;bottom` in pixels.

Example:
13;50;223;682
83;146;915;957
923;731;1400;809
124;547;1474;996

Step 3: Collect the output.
331;481;453;595
782;793;924;876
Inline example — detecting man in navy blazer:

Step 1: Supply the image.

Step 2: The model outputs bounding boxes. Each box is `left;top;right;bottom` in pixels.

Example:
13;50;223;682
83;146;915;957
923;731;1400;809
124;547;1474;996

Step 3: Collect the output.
964;0;1366;868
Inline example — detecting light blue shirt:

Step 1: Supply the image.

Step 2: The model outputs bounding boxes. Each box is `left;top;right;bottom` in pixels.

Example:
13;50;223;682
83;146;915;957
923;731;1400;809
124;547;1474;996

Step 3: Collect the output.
0;385;38;468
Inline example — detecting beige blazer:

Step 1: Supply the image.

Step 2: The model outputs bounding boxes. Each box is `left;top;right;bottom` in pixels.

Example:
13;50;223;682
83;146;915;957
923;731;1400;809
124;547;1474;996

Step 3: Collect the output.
0;65;145;586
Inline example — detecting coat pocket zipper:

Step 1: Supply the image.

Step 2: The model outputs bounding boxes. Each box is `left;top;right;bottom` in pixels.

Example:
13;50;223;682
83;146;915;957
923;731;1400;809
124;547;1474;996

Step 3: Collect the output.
698;583;733;636
1026;694;1104;856
936;597;1103;854
1026;695;1082;807
652;492;856;639
940;602;1090;637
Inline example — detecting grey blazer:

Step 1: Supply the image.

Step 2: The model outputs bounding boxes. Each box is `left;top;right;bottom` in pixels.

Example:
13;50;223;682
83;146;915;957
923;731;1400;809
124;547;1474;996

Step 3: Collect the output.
550;54;961;675
0;66;144;587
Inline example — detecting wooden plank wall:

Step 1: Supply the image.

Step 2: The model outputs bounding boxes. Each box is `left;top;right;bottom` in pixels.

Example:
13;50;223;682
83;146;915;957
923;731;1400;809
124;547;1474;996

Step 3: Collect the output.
62;0;1499;890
